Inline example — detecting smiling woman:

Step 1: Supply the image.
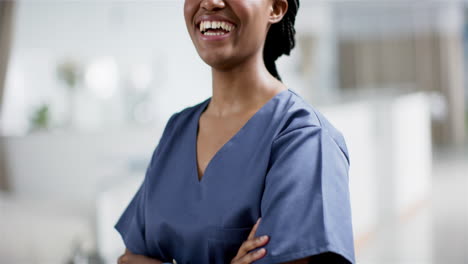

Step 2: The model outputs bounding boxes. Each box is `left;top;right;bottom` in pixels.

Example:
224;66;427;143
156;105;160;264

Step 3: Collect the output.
115;1;356;264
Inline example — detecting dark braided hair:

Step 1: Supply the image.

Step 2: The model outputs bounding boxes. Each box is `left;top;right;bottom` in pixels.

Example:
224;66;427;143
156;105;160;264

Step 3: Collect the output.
263;0;300;81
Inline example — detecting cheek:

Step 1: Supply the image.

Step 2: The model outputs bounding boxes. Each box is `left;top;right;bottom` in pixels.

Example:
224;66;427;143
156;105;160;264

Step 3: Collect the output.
183;0;198;26
231;2;269;41
237;18;269;53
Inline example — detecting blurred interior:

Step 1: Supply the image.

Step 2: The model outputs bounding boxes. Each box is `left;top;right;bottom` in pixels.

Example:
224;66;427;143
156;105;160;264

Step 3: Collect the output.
0;1;467;263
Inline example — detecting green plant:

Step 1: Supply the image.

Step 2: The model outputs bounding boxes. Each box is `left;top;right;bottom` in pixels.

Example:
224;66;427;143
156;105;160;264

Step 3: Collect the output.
29;104;50;131
56;59;82;90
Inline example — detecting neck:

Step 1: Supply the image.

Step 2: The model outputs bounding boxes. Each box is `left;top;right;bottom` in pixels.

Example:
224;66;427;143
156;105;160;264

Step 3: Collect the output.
209;53;285;117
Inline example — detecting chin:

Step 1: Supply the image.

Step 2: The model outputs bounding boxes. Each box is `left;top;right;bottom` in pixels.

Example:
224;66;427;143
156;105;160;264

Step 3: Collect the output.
198;51;237;71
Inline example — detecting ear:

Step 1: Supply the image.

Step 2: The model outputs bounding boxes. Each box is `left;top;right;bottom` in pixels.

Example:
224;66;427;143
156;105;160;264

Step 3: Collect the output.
269;0;288;24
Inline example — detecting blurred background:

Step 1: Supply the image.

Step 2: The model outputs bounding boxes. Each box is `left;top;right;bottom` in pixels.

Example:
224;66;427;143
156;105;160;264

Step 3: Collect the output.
0;0;467;263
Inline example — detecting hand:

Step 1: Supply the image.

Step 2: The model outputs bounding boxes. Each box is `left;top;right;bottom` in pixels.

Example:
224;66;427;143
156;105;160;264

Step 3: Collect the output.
230;217;269;264
117;248;163;264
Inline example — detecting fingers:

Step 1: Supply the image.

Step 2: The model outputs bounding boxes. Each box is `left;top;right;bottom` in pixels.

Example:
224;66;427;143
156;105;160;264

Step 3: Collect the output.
247;217;261;240
232;243;268;264
117;253;128;264
245;247;267;263
238;234;269;256
118;248;133;264
231;217;269;263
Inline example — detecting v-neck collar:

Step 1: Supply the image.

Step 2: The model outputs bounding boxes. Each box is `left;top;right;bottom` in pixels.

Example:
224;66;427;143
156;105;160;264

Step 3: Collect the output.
191;88;291;185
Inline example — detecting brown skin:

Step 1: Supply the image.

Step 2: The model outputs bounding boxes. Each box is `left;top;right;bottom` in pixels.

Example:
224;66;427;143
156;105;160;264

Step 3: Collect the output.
230;218;310;264
118;0;311;263
185;0;291;182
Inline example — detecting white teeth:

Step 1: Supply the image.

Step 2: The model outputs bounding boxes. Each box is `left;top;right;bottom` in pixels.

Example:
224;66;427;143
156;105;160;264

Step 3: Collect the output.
203;31;226;36
199;20;235;33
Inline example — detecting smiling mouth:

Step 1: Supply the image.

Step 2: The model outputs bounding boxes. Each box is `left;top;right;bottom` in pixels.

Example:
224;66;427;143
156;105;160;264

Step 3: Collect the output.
198;20;236;36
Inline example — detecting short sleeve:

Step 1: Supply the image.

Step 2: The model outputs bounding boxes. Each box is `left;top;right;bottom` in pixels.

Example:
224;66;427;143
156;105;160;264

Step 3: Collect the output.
114;112;179;255
114;177;149;255
253;126;356;264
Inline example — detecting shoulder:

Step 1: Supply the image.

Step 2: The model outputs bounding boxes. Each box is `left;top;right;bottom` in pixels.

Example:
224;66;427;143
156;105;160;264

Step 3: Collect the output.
148;98;209;167
275;89;350;163
164;97;210;132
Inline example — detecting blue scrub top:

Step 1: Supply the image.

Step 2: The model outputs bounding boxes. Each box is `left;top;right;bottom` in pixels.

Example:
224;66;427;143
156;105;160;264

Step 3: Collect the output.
115;88;356;264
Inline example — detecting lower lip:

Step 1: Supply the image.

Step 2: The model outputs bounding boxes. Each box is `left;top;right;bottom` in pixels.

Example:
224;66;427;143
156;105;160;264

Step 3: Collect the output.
197;28;233;41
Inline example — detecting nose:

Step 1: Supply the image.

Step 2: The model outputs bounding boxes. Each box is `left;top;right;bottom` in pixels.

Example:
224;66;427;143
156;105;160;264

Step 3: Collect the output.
200;0;225;11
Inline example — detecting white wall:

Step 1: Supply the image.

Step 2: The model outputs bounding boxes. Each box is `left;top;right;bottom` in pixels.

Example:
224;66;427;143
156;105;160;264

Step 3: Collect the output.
2;1;340;136
2;1;212;135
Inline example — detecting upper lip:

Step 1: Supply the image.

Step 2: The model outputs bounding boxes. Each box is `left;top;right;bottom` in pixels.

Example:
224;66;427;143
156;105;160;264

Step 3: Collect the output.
195;14;237;28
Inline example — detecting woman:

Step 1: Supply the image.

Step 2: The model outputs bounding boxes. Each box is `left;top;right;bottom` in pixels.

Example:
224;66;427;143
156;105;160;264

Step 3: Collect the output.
115;0;355;263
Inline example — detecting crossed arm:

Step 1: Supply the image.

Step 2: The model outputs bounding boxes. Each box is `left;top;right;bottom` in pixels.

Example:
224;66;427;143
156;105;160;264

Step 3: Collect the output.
117;249;309;264
117;214;347;264
117;249;350;264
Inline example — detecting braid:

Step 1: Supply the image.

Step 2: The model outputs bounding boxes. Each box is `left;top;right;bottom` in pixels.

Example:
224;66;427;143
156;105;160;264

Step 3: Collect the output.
264;0;300;81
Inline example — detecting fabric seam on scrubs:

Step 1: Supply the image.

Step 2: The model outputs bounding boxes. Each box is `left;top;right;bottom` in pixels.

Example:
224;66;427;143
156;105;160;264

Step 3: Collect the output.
310;106;350;165
287;90;350;165
274;124;319;140
272;125;348;165
256;243;354;264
